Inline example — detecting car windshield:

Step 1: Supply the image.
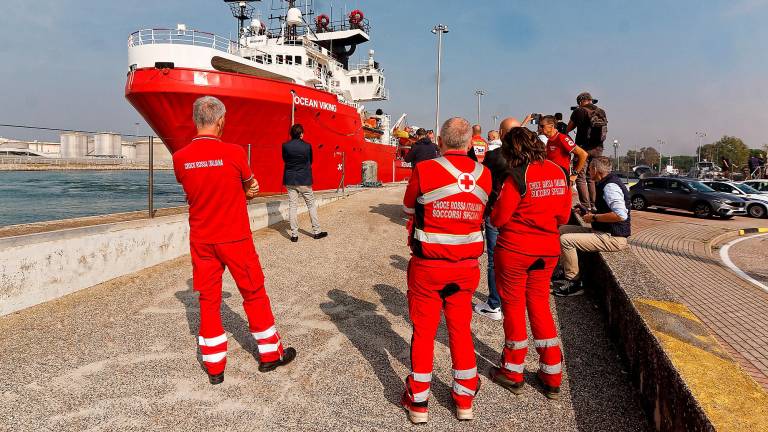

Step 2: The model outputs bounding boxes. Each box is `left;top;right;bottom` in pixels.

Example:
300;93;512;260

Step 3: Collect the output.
735;183;762;194
686;181;715;192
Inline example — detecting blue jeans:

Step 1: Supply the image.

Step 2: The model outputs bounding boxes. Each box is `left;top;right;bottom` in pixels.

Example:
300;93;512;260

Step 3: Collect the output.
485;217;501;309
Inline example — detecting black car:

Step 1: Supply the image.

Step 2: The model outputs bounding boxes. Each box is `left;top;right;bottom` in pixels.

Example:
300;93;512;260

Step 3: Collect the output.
629;177;747;219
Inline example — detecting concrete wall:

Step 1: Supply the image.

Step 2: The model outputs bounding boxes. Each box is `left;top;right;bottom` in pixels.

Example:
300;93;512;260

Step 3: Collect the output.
0;192;349;316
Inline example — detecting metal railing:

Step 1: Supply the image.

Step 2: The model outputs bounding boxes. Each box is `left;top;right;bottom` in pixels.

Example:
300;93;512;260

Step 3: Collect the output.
128;29;237;54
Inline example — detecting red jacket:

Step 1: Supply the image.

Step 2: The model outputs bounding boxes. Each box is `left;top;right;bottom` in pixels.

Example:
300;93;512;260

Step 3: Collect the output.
403;151;492;266
490;160;572;257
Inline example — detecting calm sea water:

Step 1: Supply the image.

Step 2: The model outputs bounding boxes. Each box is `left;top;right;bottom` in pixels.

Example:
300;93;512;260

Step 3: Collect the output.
0;170;186;227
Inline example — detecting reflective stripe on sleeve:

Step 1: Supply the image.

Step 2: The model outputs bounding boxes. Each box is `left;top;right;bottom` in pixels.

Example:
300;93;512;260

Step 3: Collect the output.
198;334;227;347
452;382;476;397
403;206;415;215
413;229;484;245
412;372;432;382
453;367;477;380
252;326;277;340
534;337;560;349
201;351;226;363
504;362;525;373
257;343;280;354
540;362;562;374
412;388;430;403
505;339;528;350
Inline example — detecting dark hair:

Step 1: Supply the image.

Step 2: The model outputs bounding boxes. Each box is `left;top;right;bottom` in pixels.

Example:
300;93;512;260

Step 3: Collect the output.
554;112;563;121
540;115;556;126
501;127;547;168
290;124;304;139
415;128;427;137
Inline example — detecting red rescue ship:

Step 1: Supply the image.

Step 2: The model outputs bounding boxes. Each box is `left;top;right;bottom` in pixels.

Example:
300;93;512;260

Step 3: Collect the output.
125;0;412;193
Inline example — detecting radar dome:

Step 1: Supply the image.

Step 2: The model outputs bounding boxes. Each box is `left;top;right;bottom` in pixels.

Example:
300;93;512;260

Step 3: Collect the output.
286;8;304;26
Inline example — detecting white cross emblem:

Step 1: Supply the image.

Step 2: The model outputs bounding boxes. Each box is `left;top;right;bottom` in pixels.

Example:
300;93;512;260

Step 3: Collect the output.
457;173;476;192
337;163;343;171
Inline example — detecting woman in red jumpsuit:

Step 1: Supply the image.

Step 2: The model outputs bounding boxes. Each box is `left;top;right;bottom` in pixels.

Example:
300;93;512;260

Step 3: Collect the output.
488;127;572;399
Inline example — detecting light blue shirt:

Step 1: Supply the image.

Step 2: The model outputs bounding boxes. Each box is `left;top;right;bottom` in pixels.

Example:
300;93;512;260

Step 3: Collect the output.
604;183;628;221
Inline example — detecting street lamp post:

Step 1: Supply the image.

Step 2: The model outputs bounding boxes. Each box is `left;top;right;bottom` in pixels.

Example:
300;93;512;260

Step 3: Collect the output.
492;114;499;129
431;24;449;134
696;131;706;163
613;139;620;171
657;139;665;171
474;89;486;126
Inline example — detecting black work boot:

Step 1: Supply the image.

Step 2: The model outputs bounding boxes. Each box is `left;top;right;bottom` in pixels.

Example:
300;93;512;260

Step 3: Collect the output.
259;347;297;372
208;373;224;385
489;366;525;395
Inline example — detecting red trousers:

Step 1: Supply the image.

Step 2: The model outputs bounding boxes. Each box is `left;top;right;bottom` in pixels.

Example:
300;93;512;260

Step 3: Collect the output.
405;258;480;410
494;248;563;387
191;238;284;375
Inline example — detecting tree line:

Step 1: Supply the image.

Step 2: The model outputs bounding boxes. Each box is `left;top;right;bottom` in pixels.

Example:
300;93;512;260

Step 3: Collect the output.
618;136;767;173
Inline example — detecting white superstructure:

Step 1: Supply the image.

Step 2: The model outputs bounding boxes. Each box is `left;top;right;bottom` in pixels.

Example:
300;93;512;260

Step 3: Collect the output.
127;1;388;105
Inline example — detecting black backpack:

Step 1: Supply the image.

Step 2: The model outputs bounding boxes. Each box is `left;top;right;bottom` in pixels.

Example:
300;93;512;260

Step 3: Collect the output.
584;105;608;144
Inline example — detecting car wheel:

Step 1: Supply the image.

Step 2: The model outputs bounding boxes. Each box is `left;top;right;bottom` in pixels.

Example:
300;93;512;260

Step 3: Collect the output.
693;202;713;218
631;195;647;210
748;204;767;218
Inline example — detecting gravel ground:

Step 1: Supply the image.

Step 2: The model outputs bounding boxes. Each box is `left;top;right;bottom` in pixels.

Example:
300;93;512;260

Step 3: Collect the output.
0;185;648;431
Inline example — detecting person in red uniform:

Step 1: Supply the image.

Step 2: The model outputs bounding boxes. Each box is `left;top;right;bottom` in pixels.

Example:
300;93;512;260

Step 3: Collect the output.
540;115;587;184
401;117;492;424
173;96;296;385
469;124;489;163
488;127;572;399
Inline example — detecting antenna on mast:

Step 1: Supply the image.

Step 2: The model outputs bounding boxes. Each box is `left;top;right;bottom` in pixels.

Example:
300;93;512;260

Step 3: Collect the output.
224;1;258;38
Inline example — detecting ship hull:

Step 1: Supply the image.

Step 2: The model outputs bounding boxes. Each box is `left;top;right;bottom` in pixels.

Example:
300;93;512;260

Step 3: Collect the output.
125;67;407;193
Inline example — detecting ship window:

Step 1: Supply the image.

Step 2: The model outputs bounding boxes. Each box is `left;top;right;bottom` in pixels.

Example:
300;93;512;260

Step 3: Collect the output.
266;55;272;64
295;56;302;65
286;55;293;65
254;56;263;64
367;75;373;83
276;55;284;64
351;76;357;84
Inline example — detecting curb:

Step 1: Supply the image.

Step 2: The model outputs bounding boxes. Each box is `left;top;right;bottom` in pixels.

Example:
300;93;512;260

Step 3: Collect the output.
739;227;768;236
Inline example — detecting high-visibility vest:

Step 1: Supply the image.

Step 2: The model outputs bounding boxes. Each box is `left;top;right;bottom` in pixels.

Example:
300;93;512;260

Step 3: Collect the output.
409;154;492;262
471;136;489;163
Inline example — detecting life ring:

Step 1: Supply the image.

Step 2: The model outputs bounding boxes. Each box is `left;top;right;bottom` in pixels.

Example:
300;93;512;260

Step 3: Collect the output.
349;9;364;26
316;14;330;31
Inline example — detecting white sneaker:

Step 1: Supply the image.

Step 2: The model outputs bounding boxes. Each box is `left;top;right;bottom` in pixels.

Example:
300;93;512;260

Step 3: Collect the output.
473;302;502;320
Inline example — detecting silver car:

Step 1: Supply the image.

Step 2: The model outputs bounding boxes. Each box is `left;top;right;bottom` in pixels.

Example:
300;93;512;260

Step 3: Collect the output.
702;180;768;218
742;179;768;193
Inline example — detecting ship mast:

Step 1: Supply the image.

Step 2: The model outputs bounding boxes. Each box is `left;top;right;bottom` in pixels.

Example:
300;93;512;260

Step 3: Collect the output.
224;1;257;40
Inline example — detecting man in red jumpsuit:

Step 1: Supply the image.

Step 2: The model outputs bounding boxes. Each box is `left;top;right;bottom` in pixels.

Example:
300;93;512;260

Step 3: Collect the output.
173;96;296;385
469;124;489;163
539;115;587;184
401;117;492;423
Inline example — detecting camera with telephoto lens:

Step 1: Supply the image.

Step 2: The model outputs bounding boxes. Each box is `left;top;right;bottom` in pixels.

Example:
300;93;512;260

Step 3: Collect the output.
530;113;542;124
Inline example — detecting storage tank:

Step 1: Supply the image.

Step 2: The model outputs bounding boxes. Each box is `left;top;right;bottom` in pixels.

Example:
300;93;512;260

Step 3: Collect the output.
134;139;172;163
60;133;89;158
121;142;137;160
93;133;122;157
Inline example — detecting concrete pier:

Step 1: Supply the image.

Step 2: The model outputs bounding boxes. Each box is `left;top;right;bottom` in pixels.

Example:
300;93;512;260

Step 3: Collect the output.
0;185;648;431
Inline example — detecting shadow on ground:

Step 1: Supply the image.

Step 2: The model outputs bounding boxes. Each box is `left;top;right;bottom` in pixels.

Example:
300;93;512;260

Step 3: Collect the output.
369;203;407;226
554;293;650;431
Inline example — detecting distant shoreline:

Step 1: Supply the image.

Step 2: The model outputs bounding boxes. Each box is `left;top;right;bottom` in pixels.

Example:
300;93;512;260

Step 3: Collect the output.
0;164;173;171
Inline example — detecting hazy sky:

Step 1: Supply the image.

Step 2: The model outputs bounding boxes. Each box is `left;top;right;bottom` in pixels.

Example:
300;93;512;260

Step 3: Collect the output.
1;0;767;156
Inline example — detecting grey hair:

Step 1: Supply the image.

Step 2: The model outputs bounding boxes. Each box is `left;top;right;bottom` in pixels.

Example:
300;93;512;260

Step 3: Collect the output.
591;156;612;174
193;96;226;128
439;117;472;149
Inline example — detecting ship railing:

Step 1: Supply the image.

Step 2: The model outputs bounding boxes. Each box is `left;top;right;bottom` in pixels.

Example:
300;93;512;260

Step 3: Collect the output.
128;29;237;54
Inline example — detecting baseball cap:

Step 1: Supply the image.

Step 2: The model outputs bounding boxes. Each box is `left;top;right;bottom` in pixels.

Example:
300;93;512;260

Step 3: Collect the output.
577;92;593;103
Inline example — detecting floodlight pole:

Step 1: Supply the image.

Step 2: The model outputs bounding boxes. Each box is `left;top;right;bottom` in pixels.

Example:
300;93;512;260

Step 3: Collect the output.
475;90;486;126
432;24;449;134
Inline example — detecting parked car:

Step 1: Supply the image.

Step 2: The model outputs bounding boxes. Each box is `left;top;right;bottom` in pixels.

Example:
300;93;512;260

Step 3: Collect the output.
629;177;747;219
701;181;768;218
743;179;768;193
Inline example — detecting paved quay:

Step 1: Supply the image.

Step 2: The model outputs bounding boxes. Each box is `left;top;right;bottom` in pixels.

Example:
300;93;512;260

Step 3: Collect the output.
0;185;648;431
629;208;768;389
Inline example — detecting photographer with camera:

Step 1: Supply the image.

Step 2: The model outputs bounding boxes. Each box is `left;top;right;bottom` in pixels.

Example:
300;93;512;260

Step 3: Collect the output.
539;115;587;184
567;92;608;210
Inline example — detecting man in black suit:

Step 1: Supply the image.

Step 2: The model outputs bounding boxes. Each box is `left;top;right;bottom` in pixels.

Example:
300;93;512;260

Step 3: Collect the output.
404;128;438;167
282;124;328;243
